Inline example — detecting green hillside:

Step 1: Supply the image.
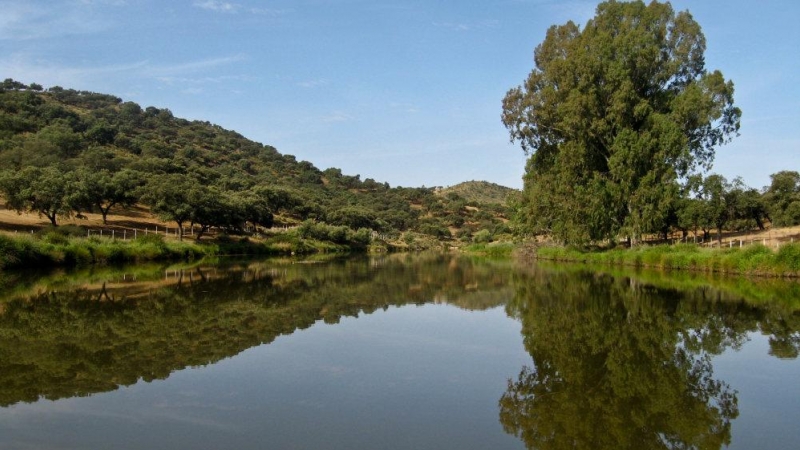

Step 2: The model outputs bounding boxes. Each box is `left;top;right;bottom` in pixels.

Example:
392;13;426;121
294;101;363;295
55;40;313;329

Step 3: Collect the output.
0;79;511;248
438;181;516;205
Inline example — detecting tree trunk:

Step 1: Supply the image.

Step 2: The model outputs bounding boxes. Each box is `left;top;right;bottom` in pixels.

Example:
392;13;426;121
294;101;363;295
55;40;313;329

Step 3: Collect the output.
755;215;765;230
195;225;210;241
99;205;111;225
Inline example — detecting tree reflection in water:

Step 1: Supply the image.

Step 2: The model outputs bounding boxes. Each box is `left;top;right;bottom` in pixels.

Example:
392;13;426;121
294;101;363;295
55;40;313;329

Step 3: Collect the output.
0;254;515;407
497;268;799;450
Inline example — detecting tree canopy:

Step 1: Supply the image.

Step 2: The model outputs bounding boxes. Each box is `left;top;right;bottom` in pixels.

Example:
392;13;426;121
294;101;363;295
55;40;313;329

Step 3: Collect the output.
503;0;741;244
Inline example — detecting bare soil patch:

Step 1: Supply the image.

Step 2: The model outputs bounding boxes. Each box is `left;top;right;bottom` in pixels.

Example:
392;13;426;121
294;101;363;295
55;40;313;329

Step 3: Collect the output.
0;205;170;235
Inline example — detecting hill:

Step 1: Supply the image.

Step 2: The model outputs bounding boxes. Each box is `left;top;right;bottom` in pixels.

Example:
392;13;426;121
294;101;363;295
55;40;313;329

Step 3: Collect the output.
437;181;516;205
0;79;512;246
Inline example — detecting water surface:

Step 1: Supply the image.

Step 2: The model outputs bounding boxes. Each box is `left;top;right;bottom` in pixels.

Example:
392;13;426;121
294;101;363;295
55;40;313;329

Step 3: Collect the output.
0;255;798;449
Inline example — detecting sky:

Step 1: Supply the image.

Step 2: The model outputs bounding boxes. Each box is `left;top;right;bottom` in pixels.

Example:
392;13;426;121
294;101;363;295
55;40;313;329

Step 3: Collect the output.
1;0;798;190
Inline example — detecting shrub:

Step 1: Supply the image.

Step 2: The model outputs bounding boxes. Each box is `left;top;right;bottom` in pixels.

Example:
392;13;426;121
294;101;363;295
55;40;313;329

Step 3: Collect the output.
473;229;493;244
776;243;800;272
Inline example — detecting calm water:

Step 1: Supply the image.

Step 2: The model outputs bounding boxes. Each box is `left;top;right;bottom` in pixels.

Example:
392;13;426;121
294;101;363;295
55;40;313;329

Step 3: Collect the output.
0;254;798;449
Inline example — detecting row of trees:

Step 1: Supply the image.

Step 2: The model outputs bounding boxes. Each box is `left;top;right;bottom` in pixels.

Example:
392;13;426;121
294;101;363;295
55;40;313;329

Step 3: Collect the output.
668;171;799;243
0;166;294;239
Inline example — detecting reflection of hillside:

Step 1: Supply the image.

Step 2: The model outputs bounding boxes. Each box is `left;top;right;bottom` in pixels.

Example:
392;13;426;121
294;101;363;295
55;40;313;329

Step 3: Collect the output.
0;254;514;407
3;256;798;411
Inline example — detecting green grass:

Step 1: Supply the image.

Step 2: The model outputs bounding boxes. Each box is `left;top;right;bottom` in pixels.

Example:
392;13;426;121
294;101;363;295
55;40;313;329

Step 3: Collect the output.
463;242;515;258
532;242;800;277
0;233;213;269
0;227;379;270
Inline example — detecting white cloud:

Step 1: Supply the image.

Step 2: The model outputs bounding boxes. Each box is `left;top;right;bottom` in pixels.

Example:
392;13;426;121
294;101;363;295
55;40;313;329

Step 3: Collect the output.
194;0;239;13
193;2;290;17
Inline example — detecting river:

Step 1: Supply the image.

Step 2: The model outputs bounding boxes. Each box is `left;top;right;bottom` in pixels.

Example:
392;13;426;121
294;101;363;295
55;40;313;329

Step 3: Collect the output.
0;254;798;449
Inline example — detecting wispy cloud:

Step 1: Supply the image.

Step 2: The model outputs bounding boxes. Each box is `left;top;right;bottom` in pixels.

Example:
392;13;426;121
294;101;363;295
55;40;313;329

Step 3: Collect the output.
0;53;145;87
156;74;257;85
322;111;354;123
78;0;127;5
389;102;419;114
193;0;239;13
296;79;328;89
0;1;114;40
146;54;248;77
250;7;290;17
0;52;249;93
433;19;499;32
193;1;287;16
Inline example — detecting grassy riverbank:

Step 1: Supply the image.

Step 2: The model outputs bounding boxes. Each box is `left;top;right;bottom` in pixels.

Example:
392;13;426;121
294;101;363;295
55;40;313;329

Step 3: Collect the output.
0;226;372;270
529;242;800;277
462;242;515;258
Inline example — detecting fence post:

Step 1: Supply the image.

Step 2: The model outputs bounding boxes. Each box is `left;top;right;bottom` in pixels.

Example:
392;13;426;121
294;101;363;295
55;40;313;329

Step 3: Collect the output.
112;230;115;239
124;230;127;240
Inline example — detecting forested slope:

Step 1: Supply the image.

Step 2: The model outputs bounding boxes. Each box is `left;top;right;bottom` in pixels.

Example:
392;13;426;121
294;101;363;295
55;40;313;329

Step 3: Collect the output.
0;79;513;244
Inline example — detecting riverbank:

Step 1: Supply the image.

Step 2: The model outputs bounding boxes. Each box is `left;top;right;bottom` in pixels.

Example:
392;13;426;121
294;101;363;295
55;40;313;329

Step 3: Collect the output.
524;242;800;278
0;228;371;270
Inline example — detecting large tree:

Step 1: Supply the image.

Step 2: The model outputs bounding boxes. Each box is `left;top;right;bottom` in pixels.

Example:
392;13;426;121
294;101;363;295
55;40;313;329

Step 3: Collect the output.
0;166;80;226
139;173;197;239
503;0;741;245
75;168;141;224
764;170;800;227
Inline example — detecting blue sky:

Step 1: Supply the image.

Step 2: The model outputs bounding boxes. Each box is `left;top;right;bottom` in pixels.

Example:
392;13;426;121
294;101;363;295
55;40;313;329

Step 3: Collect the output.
1;0;798;190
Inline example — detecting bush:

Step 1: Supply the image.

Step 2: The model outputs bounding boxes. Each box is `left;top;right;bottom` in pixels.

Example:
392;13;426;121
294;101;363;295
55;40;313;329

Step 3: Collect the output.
473;229;493;244
135;233;167;247
776;243;800;272
297;220;372;249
